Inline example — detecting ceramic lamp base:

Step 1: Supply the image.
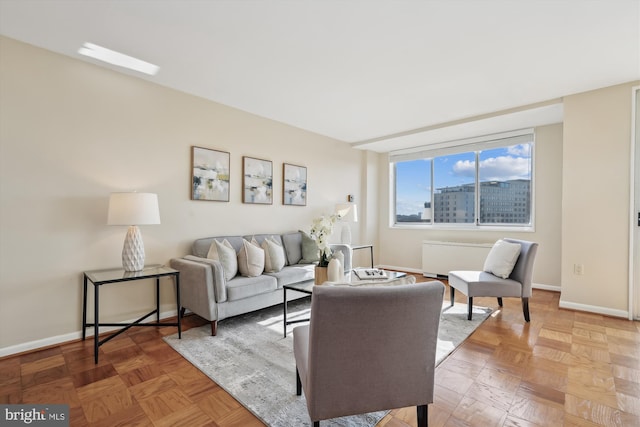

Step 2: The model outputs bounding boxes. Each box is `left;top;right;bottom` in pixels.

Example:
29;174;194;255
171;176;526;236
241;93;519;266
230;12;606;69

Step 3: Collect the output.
122;225;145;271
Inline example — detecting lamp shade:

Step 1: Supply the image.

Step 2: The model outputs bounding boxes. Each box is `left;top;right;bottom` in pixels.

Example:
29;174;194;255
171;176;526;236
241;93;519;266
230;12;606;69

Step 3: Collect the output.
107;192;160;225
335;203;358;223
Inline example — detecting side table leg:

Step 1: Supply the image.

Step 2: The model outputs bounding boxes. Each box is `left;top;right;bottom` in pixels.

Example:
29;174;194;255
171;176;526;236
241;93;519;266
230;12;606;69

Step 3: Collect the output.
156;277;160;323
175;274;181;339
283;287;288;338
82;275;88;340
94;284;99;364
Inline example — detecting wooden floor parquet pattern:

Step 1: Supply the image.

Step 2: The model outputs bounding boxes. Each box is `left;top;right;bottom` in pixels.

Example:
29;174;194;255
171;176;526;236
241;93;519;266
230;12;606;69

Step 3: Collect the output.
1;275;639;426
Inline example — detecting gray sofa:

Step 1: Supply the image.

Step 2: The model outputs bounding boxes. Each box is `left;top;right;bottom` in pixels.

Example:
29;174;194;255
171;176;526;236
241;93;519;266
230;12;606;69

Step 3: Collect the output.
169;231;352;335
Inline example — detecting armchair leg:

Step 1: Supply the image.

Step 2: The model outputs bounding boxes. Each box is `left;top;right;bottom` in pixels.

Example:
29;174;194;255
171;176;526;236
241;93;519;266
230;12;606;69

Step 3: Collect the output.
522;297;530;322
211;320;218;336
417;404;428;427
296;367;302;396
467;297;473;320
497;297;503;307
313;422;319;427
449;286;455;306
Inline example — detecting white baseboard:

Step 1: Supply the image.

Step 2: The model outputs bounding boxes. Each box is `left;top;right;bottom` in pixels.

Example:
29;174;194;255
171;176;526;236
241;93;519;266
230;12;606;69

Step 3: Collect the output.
559;299;629;319
0;309;178;358
532;283;561;292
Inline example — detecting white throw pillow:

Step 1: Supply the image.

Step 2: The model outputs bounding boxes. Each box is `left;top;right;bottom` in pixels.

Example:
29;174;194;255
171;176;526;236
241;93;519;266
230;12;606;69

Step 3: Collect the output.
483;239;521;279
262;237;286;273
206;239;221;260
214;239;238;280
238;239;265;277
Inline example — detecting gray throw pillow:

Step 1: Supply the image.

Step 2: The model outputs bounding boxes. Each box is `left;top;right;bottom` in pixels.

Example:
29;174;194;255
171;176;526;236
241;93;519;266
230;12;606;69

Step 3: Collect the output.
299;231;320;264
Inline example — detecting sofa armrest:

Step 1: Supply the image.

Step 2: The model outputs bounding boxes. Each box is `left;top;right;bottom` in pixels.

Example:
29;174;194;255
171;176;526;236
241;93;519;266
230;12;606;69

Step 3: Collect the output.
169;257;226;322
329;244;352;272
182;255;228;303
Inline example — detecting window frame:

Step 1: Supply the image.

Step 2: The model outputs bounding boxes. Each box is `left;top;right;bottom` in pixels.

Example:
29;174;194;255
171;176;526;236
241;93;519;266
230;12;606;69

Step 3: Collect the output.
389;130;535;231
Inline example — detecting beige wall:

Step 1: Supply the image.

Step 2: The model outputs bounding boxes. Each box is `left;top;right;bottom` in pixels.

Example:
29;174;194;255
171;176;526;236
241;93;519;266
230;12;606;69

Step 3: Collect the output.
561;82;639;316
2;35;637;355
375;123;564;288
0;37;366;354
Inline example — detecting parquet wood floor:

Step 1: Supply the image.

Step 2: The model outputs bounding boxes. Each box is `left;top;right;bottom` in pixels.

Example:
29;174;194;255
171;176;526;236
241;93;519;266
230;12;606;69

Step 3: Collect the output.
1;275;639;426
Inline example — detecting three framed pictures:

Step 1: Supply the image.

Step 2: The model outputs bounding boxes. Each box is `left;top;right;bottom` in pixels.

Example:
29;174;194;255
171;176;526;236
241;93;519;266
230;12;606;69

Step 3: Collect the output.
190;147;306;206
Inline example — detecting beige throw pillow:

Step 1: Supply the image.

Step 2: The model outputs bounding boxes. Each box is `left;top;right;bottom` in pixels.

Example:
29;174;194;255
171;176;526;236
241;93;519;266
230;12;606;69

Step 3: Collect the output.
238;239;265;277
206;239;238;280
483;239;521;279
262;237;286;273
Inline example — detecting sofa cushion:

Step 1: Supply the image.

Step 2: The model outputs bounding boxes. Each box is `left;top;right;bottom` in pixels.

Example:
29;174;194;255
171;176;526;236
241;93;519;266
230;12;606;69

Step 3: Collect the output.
226;274;278;301
262;237;286;273
265;264;315;287
299;231;320;264
238;239;265;277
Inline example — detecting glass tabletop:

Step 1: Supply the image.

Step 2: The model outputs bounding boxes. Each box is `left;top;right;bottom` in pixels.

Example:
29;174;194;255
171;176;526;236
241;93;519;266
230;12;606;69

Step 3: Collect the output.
283;270;408;294
84;264;178;284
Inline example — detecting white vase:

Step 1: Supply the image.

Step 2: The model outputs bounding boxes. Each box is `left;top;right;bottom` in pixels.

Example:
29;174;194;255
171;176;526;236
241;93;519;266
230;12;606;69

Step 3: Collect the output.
327;257;343;282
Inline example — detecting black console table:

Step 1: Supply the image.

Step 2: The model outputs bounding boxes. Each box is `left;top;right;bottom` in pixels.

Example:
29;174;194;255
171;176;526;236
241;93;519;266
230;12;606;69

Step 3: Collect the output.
82;265;181;363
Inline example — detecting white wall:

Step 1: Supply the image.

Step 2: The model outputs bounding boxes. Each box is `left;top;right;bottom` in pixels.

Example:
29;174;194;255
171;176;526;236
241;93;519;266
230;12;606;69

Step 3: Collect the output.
561;82;638;317
0;37;366;354
375;123;563;288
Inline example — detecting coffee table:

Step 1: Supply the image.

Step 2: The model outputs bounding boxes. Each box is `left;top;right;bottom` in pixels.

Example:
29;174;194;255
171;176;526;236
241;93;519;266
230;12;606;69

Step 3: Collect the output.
282;270;407;336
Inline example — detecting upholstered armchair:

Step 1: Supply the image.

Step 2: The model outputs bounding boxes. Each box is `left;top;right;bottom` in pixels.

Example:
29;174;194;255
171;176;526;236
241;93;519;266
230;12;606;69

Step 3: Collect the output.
448;238;538;321
293;281;445;427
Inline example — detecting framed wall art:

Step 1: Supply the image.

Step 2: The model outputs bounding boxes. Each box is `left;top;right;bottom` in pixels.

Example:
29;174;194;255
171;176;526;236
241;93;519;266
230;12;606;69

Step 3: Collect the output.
283;163;307;206
191;146;230;202
242;156;273;204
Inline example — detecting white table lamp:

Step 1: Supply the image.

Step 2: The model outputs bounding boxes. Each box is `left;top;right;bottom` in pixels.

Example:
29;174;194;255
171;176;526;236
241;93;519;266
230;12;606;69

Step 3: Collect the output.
107;192;160;271
334;203;358;245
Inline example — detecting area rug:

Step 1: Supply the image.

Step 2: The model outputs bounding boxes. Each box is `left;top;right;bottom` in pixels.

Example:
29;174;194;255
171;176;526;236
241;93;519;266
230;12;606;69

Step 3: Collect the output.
164;298;491;427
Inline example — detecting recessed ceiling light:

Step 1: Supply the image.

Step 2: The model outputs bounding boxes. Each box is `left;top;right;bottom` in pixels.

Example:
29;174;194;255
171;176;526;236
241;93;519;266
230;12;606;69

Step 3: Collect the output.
78;42;159;76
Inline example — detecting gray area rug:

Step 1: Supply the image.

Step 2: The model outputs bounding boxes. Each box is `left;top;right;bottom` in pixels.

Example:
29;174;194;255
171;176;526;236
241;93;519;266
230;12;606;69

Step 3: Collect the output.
164;298;491;427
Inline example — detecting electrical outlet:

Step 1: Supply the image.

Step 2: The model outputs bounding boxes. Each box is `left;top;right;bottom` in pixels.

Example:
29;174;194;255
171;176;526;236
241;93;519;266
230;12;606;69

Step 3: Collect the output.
573;264;584;275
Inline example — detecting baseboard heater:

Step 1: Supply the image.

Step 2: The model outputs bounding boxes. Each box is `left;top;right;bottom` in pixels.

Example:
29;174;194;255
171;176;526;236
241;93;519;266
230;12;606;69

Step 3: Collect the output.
422;241;493;278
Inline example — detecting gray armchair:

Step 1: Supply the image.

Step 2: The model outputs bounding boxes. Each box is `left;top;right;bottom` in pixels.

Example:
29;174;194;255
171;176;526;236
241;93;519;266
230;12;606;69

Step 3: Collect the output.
293;281;445;427
448;238;538;321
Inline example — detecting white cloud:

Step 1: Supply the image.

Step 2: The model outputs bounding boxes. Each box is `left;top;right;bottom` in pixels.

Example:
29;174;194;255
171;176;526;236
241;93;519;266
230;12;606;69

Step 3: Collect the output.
479;156;530;181
452;156;530;181
452;160;475;177
507;144;531;157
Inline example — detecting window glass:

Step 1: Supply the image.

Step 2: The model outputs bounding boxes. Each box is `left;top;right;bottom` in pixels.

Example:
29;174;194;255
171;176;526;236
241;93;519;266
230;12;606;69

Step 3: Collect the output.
391;133;534;228
478;144;532;224
433;152;475;223
394;159;432;223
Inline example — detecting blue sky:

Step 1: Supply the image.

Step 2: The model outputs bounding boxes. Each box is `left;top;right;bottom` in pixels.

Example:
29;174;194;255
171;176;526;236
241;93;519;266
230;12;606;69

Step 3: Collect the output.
396;144;532;216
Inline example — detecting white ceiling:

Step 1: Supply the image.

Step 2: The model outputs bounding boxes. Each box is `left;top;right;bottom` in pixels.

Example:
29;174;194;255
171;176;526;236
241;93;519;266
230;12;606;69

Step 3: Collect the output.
1;1;639;152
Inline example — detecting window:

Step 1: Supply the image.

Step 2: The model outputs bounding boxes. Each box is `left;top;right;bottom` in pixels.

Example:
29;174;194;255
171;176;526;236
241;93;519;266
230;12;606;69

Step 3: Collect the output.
391;131;533;228
394;159;432;223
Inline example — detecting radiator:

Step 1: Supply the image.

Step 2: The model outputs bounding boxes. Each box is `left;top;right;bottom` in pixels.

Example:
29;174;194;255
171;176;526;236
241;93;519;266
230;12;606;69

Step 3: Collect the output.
422;241;493;278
